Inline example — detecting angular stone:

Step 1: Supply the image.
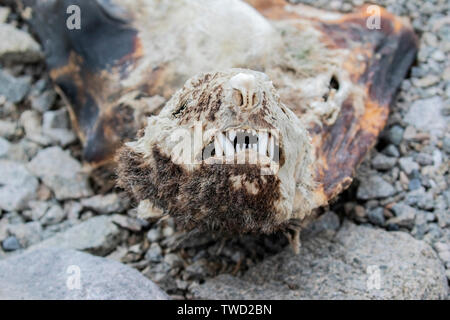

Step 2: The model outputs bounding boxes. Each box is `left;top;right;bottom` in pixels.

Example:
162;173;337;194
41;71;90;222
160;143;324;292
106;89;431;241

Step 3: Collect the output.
28;147;93;200
192;222;448;299
0;160;38;211
28;216;121;256
357;176;396;200
0;70;31;103
404;97;448;137
81;193;129;214
0;23;43;63
0;248;169;299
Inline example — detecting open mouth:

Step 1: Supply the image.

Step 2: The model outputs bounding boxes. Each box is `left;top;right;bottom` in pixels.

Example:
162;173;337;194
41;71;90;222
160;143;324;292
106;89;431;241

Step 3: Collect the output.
200;128;281;166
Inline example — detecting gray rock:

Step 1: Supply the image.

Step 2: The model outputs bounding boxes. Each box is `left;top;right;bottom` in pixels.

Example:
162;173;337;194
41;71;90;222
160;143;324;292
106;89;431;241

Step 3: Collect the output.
147;228;162;243
0;137;11;158
7;222;43;248
2;236;21;252
443;136;450;154
28;147;93;200
0;160;38;211
41;108;77;146
0;248;169;299
0;70;31;103
399;157;420;175
28;216;121;256
388;125;404;145
30;90;56;112
388;203;417;229
302;211;340;237
0;120;17;139
111;214;147;232
145;243;163;263
19;110;52;146
408;178;422;191
357;176;396;200
40;204;66;226
0;23;43;63
367;207;385;226
382;144;400;157
81;193;129;214
192;222;448;299
0;7;10;23
371;154;397;170
404;97;448;137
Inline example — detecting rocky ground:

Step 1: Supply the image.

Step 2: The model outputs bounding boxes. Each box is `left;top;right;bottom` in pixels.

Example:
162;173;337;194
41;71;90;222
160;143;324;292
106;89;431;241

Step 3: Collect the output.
0;0;448;299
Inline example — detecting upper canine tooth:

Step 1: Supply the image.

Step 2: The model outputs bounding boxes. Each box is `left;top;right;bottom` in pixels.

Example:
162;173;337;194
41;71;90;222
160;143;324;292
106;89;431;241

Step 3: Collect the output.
258;131;268;156
219;133;234;157
214;134;224;156
268;135;275;159
228;130;236;142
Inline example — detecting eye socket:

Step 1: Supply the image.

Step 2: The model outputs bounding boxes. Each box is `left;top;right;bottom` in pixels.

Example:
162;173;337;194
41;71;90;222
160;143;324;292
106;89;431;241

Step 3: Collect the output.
232;89;243;107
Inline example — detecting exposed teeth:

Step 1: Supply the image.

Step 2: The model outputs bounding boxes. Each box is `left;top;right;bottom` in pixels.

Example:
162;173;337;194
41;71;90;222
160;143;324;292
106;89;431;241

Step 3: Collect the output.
268;135;275;159
214;134;224;156
204;128;280;163
258;131;268;156
218;132;234;157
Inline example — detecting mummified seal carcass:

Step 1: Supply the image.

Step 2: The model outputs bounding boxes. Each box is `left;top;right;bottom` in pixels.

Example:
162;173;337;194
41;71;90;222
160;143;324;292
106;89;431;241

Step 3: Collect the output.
17;0;418;249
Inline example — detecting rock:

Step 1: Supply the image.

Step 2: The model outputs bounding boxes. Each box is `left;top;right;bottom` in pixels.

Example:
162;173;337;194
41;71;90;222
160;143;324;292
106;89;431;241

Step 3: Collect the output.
408;178;422;191
371;154;397;170
145;243;163;263
0;7;10;23
28;147;93;200
0;160;38;211
40;204;66;226
0;119;17;139
28;216;121;256
0;23;43;63
81;193;129;214
0;137;11;158
399;157;420;175
111;214;147;232
7;222;43;248
388;203;417;229
30;90;56;112
0;70;31;103
192;222;448;299
147;228;162;243
0;248;169;299
2;236;21;252
41;108;77;146
23;200;50;221
302;211;340;237
404;97;448;137
19;110;52;146
382;144;400;157
387;125;404;145
443;136;450;154
357;176;396;200
367;207;385;226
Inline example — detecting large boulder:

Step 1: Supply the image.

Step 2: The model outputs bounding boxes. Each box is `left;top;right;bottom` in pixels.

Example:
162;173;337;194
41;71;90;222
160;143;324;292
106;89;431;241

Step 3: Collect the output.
0;248;169;300
192;221;448;299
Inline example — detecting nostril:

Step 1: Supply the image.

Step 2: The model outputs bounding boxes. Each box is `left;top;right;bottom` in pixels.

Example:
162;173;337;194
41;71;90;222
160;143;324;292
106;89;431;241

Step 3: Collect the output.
232;89;244;107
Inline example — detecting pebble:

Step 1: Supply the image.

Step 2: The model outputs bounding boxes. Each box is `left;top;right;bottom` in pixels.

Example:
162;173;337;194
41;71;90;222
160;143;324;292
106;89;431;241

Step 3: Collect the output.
0;160;38;211
387;125;404;145
0;70;31;103
0;137;11;158
0;23;43;63
371;153;397;170
0;120;17;139
382;144;400;157
81;193;130;215
367;207;386;226
147;228;162;243
30;90;56;112
40;204;66;226
7;221;43;248
404;97;447;137
388;203;417;229
145;243;163;263
356;176;396;200
399;157;420;175
2;235;21;251
0;7;10;23
27;146;93;200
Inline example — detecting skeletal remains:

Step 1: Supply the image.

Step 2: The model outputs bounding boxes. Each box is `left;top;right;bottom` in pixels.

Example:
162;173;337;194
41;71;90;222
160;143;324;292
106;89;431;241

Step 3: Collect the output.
17;0;418;250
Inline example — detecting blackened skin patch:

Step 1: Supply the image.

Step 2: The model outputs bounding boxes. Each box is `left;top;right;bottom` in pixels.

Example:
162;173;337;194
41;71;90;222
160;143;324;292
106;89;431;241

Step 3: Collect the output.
116;146;283;234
